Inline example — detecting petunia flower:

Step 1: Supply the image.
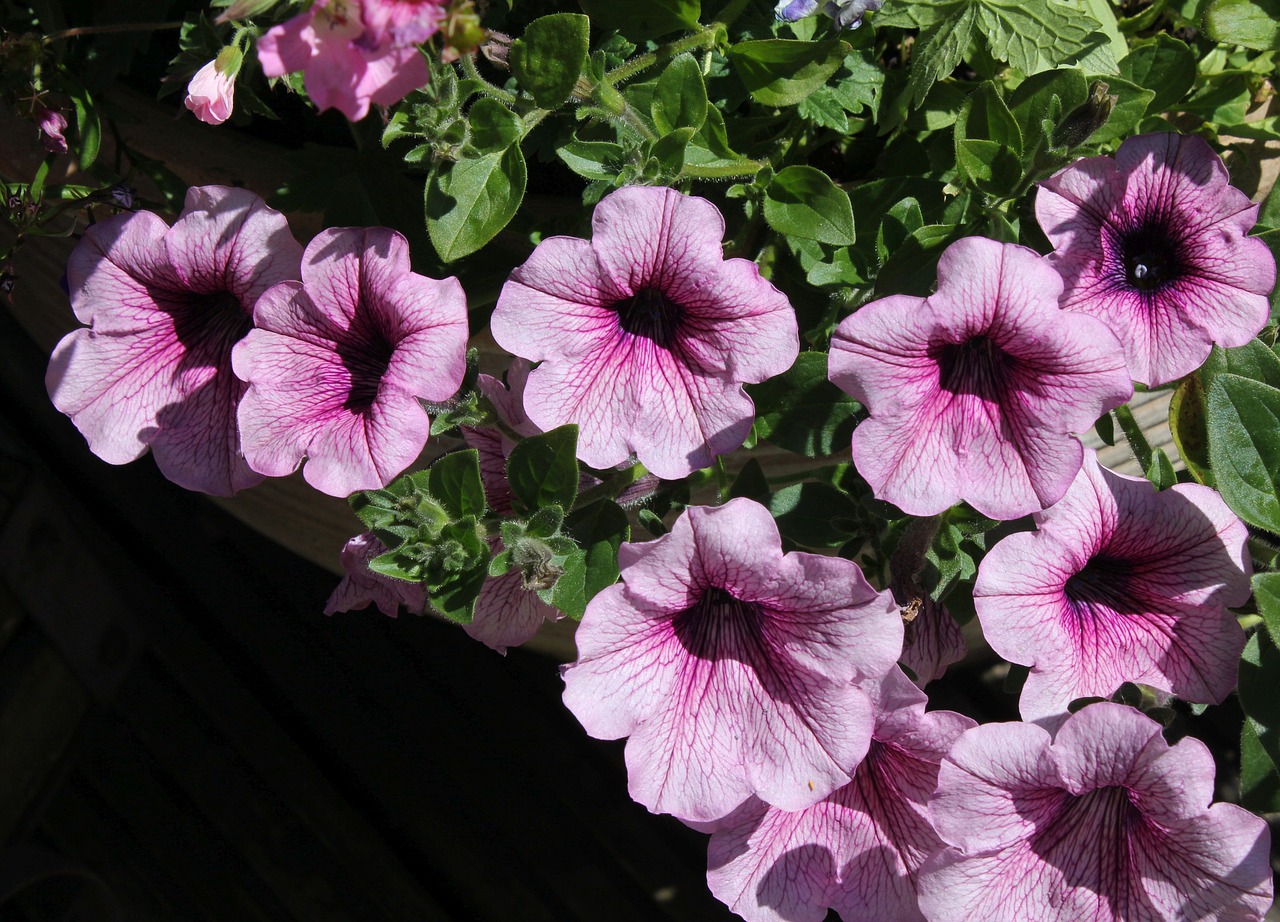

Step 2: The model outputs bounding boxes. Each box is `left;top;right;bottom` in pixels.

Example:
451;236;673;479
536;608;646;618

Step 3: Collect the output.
917;702;1273;921
561;497;902;823
490;185;799;480
459;361;564;653
33;103;68;153
359;0;447;48
974;450;1250;724
828;236;1132;520
46;185;303;495
256;0;431;121
232;226;469;498
774;0;883;28
184;51;239;126
324;532;427;617
898;595;967;688
1037;133;1277;387
702;667;974;922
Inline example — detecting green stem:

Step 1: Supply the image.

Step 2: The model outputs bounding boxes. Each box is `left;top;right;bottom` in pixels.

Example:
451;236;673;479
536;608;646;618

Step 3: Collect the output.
43;21;183;43
715;0;753;28
461;54;517;106
605;25;723;86
681;159;767;180
714;457;730;501
1114;403;1153;472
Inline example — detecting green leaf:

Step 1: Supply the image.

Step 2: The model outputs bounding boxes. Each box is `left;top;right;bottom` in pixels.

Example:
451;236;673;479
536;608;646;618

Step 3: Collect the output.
769;482;861;548
505;425;580;515
1240;718;1280;813
66;83;100;171
566;500;630;610
1144;447;1177;491
1008;68;1089;148
1207;373;1280;533
974;0;1103;76
578;0;701;40
956;138;1022;195
728;39;851;108
1253;572;1280;643
1240;632;1280;786
556;140;624;181
428;555;491;624
763;166;856;246
653;53;708;133
728;458;771;502
467;96;524;153
1087;75;1155;144
747;352;862;457
426;144;527;262
1202;339;1280;391
957;81;1021;153
429;449;487;519
1169;375;1212;486
510;13;591;109
1094;410;1115;447
1204;0;1280;51
906;4;978;105
1118;35;1196;115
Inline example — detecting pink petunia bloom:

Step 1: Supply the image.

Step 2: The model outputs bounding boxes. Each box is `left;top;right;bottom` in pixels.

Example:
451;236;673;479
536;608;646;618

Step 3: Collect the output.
561;497;902;823
975;450;1251;725
256;0;430;122
459;361;564;653
185;57;237;125
828;236;1132;520
324;532;427;617
1037;133;1277;387
232;226;469;498
702;667;974;922
33;103;68;153
917;702;1273;921
47;185;303;495
490;186;800;480
899;595;967;688
359;0;447;48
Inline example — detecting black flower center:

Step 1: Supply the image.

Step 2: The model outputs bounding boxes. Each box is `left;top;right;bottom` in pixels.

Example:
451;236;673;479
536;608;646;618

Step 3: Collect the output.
1064;554;1142;616
337;323;395;413
613;287;683;347
673;586;766;662
934;335;1014;399
1117;221;1183;293
168;288;252;370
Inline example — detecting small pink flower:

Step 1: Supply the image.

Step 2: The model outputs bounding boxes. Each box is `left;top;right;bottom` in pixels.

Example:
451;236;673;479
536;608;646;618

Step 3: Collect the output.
185;58;237;125
1037;133;1277;386
47;186;303;495
828;237;1133;520
256;0;430;121
918;703;1273;921
325;532;427;617
232;227;469;497
491;186;800;479
33;103;68;153
360;0;447;48
702;667;974;922
975;450;1251;724
561;497;902;823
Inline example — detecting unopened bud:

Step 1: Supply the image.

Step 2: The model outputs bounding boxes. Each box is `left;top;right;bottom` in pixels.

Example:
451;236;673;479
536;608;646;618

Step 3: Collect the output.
1053;81;1116;151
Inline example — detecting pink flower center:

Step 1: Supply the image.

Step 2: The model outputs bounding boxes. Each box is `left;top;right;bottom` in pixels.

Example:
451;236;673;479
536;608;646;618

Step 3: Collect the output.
933;335;1014;399
316;0;364;40
1117;221;1182;293
673;586;765;662
1036;784;1140;862
1064;555;1142;617
614;287;683;347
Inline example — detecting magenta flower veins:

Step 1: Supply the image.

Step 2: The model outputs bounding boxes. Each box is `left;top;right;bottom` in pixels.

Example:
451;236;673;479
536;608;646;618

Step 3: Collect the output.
975;450;1251;724
47;185;303;495
917;702;1273;921
1037;132;1277;387
561;497;902;823
702;667;974;922
233;227;468;497
490;186;799;479
828;236;1132;520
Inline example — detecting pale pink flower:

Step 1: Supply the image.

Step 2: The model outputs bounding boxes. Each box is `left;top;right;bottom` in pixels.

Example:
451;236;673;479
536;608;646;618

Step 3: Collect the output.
185;58;236;125
828;236;1133;520
702;667;974;922
491;186;800;479
975;450;1251;724
256;0;430;121
232;227;469;497
1037;133;1277;386
918;702;1273;921
325;532;427;617
561;497;902;823
47;186;303;495
359;0;447;48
